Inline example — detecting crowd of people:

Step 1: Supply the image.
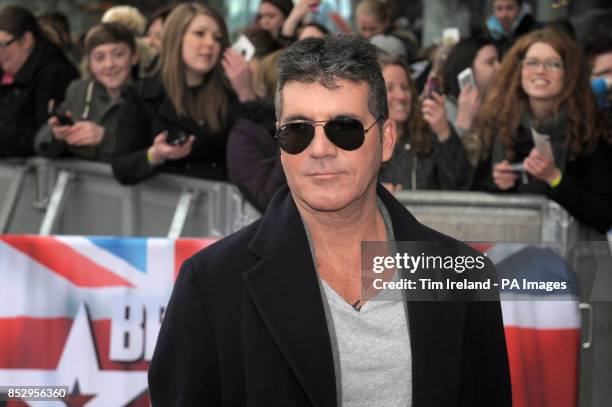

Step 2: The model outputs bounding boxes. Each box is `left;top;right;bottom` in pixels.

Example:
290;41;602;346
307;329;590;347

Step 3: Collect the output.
0;0;611;234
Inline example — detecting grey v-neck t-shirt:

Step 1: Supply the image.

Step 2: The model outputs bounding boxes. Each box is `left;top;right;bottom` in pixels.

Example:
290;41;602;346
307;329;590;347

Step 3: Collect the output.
304;199;412;406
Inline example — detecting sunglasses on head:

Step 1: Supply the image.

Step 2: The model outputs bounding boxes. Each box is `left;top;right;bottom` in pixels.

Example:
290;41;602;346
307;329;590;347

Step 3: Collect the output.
275;116;383;155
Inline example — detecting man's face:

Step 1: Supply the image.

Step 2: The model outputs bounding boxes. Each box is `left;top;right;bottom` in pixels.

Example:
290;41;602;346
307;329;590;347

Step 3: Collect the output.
493;0;520;33
279;79;395;213
592;51;612;81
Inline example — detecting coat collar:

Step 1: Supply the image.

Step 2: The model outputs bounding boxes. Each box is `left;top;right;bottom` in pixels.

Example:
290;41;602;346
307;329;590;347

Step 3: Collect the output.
244;184;465;406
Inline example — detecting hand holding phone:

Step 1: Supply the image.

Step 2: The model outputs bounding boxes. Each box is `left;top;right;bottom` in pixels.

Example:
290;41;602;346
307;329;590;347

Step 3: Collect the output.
457;67;476;91
165;129;189;146
54;113;74;126
426;76;443;99
232;34;255;62
48;110;74;141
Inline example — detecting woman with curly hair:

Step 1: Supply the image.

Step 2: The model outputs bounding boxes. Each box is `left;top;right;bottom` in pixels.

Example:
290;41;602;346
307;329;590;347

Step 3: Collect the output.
474;28;612;235
378;54;471;191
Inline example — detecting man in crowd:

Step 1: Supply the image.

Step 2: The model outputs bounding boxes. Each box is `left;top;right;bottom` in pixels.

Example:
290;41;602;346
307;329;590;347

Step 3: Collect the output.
148;34;511;406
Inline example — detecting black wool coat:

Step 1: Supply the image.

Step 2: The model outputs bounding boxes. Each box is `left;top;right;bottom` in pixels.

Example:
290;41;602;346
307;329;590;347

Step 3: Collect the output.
148;184;512;407
0;39;78;157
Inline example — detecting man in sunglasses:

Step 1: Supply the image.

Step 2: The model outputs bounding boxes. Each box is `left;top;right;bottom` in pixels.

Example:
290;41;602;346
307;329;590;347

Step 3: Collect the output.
149;35;511;406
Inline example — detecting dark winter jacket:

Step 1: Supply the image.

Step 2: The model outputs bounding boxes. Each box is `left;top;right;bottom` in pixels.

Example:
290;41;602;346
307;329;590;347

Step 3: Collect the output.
110;73;240;184
0;39;78;157
227;118;285;212
35;79;128;162
379;127;472;190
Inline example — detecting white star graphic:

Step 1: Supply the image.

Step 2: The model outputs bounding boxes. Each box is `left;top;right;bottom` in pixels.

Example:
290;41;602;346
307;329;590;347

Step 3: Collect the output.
0;303;148;406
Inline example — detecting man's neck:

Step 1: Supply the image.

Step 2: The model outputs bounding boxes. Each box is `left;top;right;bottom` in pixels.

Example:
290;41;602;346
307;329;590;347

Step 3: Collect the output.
296;188;386;249
294;186;388;305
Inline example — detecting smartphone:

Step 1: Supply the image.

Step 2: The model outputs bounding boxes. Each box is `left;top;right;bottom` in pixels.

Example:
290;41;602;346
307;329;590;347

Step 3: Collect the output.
427;76;443;98
166;130;189;146
232;34;256;62
54;113;74;126
458;67;476;91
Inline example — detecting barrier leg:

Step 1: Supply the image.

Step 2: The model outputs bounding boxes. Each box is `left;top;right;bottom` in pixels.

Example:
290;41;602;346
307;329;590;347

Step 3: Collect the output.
167;189;196;239
0;166;27;233
39;170;72;236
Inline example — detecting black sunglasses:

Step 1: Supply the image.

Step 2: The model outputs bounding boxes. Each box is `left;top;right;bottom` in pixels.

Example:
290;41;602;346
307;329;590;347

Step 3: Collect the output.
275;117;383;155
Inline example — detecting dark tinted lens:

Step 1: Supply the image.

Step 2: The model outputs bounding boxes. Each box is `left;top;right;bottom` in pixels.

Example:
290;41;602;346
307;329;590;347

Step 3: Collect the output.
324;118;365;151
276;122;314;154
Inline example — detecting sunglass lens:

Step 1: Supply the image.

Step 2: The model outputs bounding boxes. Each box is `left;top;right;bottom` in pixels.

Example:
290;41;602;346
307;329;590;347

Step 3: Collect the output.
324;118;365;151
276;122;314;154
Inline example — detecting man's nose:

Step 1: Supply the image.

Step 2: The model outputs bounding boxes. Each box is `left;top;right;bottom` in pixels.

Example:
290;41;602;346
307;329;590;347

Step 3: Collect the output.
308;125;337;158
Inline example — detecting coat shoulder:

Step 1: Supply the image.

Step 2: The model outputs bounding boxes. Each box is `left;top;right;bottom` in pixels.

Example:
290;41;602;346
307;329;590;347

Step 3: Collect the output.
187;219;263;283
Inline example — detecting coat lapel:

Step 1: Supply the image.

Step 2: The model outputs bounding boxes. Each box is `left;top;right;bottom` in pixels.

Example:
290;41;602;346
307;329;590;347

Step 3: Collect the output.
377;185;465;406
243;187;337;407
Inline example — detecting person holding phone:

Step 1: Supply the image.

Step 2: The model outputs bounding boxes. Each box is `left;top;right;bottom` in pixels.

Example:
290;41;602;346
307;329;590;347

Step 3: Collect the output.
35;23;137;162
378;55;471;192
111;3;240;184
441;37;500;146
474;28;612;235
0;5;78;158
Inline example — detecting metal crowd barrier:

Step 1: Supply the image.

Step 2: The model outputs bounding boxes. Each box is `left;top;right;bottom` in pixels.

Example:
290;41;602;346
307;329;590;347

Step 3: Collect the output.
2;157;610;406
0;158;260;237
0;158;577;246
395;190;576;255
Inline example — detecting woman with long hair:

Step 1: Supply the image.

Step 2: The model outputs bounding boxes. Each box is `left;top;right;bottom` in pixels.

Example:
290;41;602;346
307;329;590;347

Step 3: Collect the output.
378;55;471;191
475;28;612;235
111;2;238;184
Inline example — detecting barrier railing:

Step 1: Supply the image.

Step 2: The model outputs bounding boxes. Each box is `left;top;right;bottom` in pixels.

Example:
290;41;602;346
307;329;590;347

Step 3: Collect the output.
0;158;260;237
394;189;575;256
2;158;577;246
2;158;609;406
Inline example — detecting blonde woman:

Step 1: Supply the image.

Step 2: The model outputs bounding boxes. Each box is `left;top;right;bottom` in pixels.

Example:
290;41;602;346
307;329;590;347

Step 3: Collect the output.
111;3;239;184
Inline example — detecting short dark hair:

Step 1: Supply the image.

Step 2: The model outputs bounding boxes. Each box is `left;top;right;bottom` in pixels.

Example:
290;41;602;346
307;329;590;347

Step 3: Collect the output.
84;22;136;56
585;35;612;67
0;5;42;40
241;26;283;60
275;34;388;126
145;5;173;33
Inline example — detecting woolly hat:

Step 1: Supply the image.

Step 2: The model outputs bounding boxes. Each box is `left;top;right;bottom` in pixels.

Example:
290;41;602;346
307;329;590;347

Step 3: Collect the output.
261;0;294;18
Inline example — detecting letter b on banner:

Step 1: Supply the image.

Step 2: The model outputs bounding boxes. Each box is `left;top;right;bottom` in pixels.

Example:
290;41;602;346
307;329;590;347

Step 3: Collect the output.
110;298;144;361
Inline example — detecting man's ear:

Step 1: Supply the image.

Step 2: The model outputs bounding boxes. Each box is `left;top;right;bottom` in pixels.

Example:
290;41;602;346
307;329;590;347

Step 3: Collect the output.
381;118;397;163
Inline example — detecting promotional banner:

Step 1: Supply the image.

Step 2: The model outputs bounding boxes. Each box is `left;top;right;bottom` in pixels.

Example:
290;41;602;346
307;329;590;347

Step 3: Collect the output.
0;237;580;406
0;236;215;406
